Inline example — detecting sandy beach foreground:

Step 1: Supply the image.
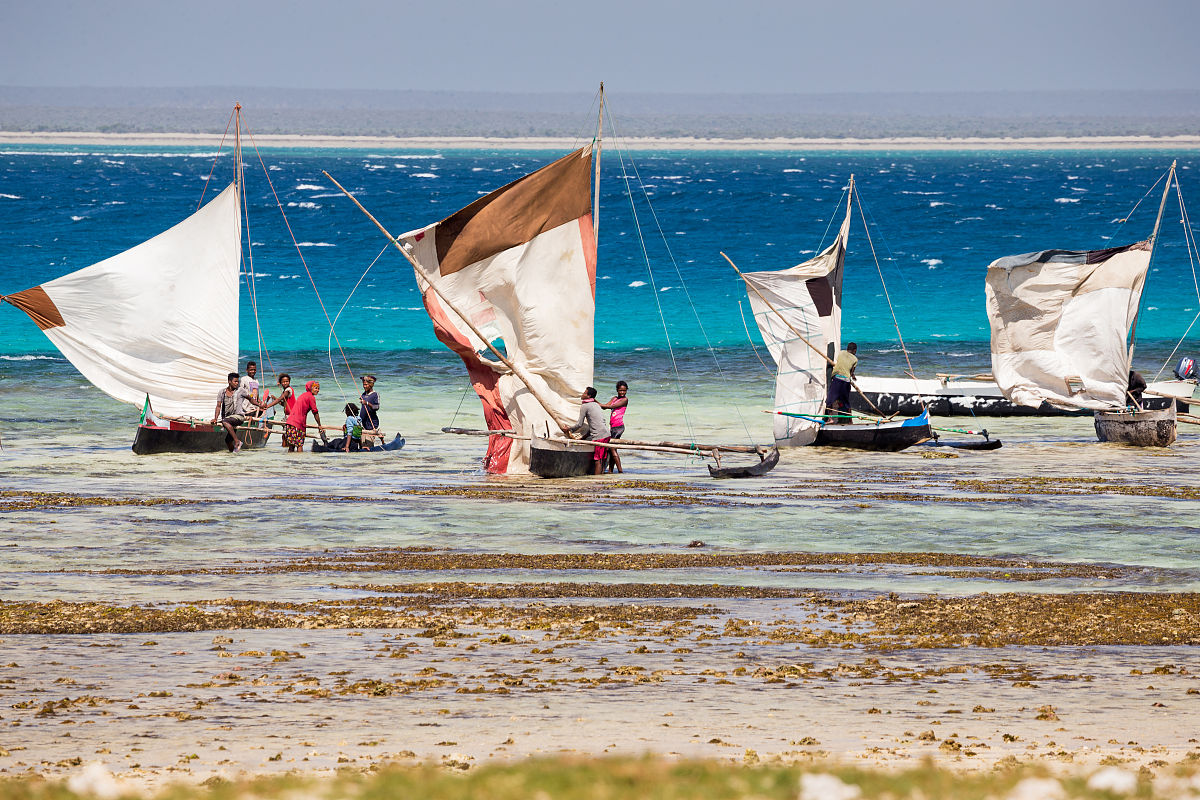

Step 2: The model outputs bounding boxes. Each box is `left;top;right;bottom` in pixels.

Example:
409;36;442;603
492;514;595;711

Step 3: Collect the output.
1;533;1197;788
3;130;1200;151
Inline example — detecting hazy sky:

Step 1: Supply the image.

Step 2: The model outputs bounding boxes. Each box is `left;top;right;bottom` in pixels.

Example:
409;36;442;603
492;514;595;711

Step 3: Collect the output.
2;0;1197;94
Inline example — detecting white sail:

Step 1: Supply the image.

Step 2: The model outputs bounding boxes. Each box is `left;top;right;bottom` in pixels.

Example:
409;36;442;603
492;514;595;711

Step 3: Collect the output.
4;183;242;419
401;147;596;474
985;241;1151;411
742;196;851;445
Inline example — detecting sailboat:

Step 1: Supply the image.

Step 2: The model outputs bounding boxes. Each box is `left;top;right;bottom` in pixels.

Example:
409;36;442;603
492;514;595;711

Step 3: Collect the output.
985;161;1180;446
2;106;268;454
730;175;933;452
326;88;777;477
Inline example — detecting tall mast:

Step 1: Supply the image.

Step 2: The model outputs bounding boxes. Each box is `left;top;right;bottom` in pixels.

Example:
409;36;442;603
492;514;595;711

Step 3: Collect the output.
1128;160;1177;369
593;82;604;241
233;103;243;199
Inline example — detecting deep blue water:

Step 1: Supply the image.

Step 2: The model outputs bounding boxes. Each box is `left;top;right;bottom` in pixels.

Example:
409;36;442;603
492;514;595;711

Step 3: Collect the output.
1;146;1198;365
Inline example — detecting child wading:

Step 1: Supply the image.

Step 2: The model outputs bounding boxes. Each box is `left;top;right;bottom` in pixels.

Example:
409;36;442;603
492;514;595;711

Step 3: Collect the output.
342;403;364;452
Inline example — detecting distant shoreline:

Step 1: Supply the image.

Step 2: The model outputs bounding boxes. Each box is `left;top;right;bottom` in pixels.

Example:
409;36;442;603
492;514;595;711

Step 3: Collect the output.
3;130;1200;151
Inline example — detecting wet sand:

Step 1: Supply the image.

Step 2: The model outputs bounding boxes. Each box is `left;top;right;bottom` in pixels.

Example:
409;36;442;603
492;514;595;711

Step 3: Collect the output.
1;560;1198;785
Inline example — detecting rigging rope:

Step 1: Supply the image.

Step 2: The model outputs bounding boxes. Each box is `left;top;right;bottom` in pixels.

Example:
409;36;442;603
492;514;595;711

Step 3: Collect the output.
612;141;698;445
325;242;390;402
196;108;235;211
1152;174;1200;382
244;128;358;394
607;111;756;444
737;300;775;377
196;107;272;382
854;184;916;380
232;112;268;384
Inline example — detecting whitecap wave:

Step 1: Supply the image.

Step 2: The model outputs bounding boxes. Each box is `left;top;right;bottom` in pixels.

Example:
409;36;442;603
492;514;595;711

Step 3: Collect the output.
412;173;439;178
0;354;60;361
0;193;21;200
287;201;320;209
628;281;647;288
295;241;334;247
71;215;85;221
921;258;943;267
929;201;946;207
1055;197;1081;203
782;168;804;173
295;183;326;191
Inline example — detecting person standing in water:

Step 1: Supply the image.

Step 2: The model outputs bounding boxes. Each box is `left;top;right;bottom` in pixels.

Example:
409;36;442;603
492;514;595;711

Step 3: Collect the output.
827;342;857;423
358;374;381;449
600;380;629;473
283;380;324;453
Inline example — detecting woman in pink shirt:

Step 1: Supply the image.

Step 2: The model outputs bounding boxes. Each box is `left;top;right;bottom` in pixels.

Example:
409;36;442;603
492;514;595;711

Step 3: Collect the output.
600;380;628;474
283;380;323;453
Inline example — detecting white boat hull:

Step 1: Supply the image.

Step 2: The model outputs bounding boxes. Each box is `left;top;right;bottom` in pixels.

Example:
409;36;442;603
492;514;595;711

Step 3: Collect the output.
853;375;1172;417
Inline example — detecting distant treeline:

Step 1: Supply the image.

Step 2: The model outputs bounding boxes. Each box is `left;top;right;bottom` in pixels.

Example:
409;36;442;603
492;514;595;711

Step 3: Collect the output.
3;87;1200;139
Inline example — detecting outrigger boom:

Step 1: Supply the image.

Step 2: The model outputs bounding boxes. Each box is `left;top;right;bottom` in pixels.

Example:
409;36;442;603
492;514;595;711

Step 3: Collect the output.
442;427;769;457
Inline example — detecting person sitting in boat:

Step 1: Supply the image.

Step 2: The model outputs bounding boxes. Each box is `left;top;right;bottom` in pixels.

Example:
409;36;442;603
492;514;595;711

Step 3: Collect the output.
1127;369;1147;407
359;374;382;448
341;403;364;452
211;372;263;452
283;380;324;453
827;343;858;423
600;380;629;474
560;386;611;476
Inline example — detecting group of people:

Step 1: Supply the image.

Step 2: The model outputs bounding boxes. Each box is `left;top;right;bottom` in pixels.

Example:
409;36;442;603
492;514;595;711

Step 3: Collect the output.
561;380;629;475
211;361;383;453
210;365;631;463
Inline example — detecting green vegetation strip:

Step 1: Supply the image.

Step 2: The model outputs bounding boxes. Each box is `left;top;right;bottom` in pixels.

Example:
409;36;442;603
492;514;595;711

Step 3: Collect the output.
2;756;1199;800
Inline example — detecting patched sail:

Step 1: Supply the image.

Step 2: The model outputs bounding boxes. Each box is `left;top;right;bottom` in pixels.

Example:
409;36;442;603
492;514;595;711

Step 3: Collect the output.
985;241;1151;411
402;147;597;474
4;183;242;419
742;193;851;446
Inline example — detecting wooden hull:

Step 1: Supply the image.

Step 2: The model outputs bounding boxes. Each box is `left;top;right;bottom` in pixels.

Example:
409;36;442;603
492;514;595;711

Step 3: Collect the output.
851;376;1170;417
812;410;932;452
1094;407;1177;447
529;437;596;478
708;447;780;478
131;421;267;455
311;434;406;453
